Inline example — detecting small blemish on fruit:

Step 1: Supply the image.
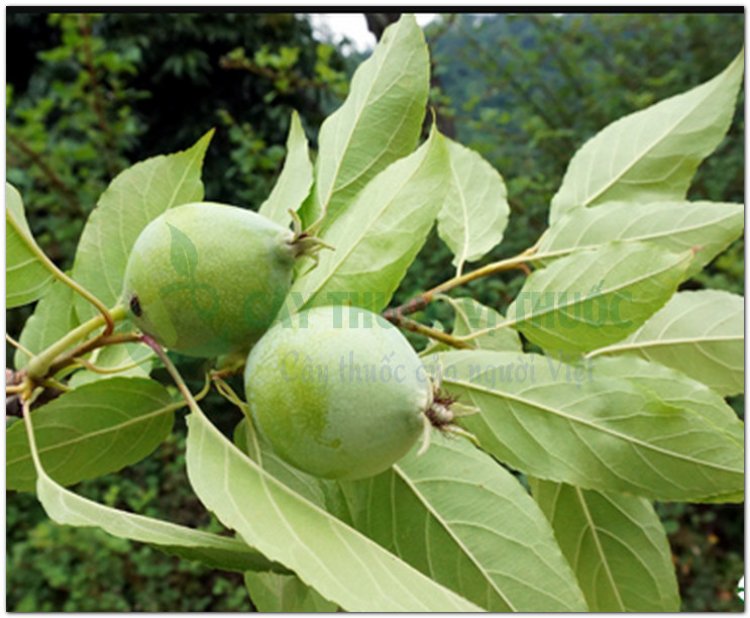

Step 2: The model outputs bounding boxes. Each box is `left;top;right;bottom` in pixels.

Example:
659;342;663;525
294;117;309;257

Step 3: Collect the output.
130;294;143;317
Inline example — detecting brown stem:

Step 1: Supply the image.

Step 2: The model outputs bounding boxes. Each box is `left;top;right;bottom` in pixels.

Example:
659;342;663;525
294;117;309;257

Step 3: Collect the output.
220;55;327;91
385;315;473;350
78;14;118;178
384;245;540;323
7;132;83;216
45;332;141;378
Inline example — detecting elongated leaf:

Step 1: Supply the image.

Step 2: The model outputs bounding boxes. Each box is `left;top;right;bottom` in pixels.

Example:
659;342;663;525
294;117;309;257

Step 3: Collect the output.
588;290;744;396
14;279;77;369
341;433;587;612
505;242;692;354
550;51;744;223
539;200;744;277
531;479;679;612
6;182;53;307
72;131;213;321
7;377;179;491
233;418;351;522
258;111;313;228
21;409;280;573
437;139;510;274
288;128;449;313
185;407;481;611
245;572;338;612
315;14;429;228
423;297;522;355
590;355;743;443
426;350;744;501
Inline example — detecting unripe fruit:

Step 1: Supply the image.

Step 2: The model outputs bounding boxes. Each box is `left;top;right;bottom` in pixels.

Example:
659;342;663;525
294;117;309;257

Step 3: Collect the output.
123;202;295;358
244;306;430;480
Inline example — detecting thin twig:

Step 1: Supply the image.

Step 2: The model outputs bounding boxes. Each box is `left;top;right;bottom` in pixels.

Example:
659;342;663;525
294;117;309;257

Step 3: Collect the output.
71;354;152;375
25;305;127;381
7;132;82;215
141;335;207;412
6;333;33;358
46;332;141;378
78;14;118;178
386;315;473;350
213;376;249;415
220;54;330;91
384;243;543;322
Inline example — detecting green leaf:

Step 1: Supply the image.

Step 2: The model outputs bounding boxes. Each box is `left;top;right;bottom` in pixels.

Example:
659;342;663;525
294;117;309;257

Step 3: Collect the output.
505;242;692;354
590;355;743;444
448;297;523;351
539;200;744;277
14;279;77;369
423;297;522;355
6;182;54;307
588;290;744;396
341;433;587;612
550;51;744;223
245;572;338;612
437;139;510;274
7;377;179;492
233;418;351;521
287;128;449;314
258;110;313;228
427;350;744;501
21;408;280;573
530;479;679;612
72;130;213;321
315;14;429;228
185;407;481;611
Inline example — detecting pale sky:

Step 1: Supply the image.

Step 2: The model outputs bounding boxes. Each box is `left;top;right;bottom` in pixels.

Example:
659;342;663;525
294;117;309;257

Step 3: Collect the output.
306;13;437;54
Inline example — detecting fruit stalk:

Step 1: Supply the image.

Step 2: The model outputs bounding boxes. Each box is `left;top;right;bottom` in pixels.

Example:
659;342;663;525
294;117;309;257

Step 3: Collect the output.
45;331;142;377
25;304;128;381
386;315;473;349
141;335;204;413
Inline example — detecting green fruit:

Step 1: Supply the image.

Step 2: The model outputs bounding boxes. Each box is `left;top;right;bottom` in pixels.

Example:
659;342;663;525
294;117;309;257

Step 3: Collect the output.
123;202;295;358
244;306;430;480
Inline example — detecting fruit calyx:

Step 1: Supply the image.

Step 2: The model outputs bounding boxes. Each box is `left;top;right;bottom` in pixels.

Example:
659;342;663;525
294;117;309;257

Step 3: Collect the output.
287;209;334;263
418;386;480;455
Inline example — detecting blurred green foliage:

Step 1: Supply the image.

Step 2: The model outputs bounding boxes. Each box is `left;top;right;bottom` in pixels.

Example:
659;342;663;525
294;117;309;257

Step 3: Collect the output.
6;11;744;612
7;429;253;611
7;12;348;267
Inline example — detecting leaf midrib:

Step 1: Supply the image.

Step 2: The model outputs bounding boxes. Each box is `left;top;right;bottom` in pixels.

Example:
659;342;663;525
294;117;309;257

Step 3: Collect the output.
317;19;408;211
298;144;435;308
573;486;626;611
8;400;183;468
586;333;742;358
446;376;742;476
189;410;481;612
393;464;517;611
547;205;742;252
580;69;730;208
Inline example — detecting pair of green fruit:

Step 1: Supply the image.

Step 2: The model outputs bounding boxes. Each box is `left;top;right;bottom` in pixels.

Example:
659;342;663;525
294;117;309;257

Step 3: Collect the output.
123;203;435;480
